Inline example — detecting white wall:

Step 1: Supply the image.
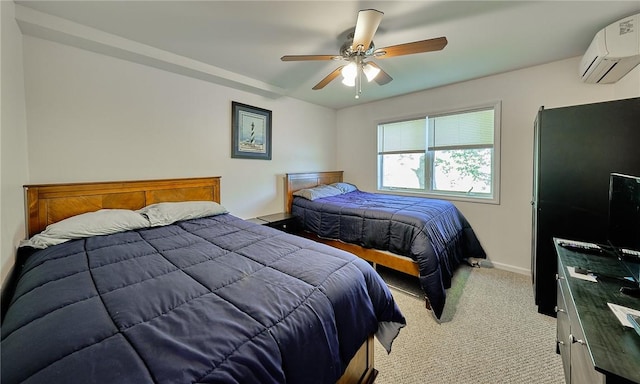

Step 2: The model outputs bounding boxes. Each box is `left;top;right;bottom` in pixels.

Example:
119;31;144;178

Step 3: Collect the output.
336;57;640;274
1;1;30;291
22;36;337;219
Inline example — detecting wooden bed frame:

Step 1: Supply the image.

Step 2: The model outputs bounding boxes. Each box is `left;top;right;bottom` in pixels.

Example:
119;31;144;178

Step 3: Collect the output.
22;176;376;384
284;171;420;277
24;177;222;237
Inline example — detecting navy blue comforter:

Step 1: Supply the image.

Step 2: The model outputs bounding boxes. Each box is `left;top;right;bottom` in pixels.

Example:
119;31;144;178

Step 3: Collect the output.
292;191;486;319
1;214;405;384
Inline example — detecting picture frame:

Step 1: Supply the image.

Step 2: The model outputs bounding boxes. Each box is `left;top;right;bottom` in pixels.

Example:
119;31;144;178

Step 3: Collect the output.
231;101;272;160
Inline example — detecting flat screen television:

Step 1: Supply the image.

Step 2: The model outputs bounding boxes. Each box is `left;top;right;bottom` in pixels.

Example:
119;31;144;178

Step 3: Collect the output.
608;172;640;287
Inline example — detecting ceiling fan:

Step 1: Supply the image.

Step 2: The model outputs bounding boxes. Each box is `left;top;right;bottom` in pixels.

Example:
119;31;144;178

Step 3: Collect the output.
281;9;448;99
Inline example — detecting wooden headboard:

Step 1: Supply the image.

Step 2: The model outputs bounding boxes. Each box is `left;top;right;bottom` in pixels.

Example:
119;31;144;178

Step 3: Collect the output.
24;177;221;238
284;171;343;213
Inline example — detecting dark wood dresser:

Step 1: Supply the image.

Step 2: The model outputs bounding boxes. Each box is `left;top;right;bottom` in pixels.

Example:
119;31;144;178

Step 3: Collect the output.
555;238;640;383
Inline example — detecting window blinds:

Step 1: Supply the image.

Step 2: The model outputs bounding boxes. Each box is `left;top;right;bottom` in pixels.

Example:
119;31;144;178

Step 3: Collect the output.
428;109;494;150
379;119;426;152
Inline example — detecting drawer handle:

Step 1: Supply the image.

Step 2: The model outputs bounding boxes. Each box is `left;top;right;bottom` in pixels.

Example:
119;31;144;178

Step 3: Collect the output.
569;334;586;345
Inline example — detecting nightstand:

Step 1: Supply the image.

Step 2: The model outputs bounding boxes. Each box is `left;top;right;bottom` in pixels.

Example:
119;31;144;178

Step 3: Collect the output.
245;217;268;225
256;212;298;233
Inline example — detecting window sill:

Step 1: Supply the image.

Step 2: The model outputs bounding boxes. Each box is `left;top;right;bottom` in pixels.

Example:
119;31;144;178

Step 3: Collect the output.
377;188;500;205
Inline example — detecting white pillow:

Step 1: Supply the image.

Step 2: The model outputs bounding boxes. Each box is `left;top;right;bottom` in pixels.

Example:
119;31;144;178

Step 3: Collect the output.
138;201;228;227
21;209;150;249
293;184;343;201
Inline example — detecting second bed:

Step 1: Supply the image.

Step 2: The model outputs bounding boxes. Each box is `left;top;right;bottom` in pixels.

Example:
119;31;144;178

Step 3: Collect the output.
285;171;486;320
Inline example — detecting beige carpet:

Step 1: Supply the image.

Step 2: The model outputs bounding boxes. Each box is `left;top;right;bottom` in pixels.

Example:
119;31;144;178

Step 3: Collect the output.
375;265;565;383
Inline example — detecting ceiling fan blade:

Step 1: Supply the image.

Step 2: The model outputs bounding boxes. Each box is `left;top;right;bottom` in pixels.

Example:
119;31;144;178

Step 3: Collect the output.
351;9;384;53
312;66;344;90
367;62;393;85
375;37;448;58
281;55;339;61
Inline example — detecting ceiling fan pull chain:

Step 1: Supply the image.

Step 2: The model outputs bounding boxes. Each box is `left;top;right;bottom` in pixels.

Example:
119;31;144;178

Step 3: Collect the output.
355;56;363;99
356;64;362;99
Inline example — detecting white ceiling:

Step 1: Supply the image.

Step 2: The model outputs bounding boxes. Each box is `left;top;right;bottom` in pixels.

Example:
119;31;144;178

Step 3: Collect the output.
14;1;640;109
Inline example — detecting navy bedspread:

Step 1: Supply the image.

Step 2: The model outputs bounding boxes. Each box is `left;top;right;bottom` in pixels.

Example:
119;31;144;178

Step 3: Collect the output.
292;191;486;319
1;214;405;384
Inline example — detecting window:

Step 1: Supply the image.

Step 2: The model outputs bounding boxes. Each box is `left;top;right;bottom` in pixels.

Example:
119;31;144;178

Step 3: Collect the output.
377;102;500;203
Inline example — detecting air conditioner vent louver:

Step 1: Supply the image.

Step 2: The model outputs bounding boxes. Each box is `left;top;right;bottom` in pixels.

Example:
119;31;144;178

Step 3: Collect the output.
582;56;599;78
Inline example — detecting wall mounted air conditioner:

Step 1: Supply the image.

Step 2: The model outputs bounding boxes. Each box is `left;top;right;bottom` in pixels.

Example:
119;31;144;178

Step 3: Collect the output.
580;13;640;84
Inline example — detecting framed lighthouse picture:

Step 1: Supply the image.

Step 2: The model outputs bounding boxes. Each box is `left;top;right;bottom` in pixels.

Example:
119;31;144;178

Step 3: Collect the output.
231;101;272;160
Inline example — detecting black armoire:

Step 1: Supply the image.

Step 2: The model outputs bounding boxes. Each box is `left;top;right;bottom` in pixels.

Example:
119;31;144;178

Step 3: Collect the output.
532;97;640;316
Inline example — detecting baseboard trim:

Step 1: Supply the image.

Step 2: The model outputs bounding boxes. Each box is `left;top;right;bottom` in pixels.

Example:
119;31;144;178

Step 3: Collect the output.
489;261;530;276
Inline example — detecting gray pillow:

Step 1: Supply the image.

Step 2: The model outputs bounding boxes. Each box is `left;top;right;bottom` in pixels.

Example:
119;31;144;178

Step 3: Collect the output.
21;209;150;249
330;182;358;193
138;201;228;227
293;184;343;201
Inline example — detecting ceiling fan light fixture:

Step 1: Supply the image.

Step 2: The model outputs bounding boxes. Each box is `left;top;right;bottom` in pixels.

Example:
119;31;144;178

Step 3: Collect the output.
341;62;358;83
342;76;356;87
362;62;380;82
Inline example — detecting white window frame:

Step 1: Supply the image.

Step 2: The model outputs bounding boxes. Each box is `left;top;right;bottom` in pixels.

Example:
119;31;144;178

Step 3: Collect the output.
377;101;501;204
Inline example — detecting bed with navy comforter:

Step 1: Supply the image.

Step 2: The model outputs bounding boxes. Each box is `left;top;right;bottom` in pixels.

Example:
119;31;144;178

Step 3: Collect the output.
292;189;486;319
1;213;405;384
